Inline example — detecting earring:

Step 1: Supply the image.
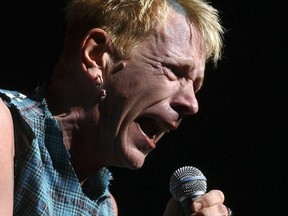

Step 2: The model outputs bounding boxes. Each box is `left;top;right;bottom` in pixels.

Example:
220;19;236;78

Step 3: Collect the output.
100;89;107;100
94;75;103;88
94;75;106;100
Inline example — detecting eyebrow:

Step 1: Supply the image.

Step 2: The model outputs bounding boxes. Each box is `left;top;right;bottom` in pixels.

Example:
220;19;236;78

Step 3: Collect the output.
163;56;196;73
163;55;205;86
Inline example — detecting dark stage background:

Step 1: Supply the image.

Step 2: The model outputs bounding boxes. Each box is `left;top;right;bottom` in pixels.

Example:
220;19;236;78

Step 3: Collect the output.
1;1;288;215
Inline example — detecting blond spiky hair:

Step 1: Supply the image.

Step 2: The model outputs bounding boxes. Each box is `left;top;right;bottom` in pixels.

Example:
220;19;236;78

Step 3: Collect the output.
66;0;224;64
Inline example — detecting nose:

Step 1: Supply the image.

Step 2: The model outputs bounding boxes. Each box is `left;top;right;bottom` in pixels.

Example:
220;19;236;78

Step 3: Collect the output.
170;83;199;116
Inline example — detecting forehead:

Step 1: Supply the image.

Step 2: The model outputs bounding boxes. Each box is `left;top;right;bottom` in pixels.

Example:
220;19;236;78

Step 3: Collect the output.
139;7;206;72
157;7;205;58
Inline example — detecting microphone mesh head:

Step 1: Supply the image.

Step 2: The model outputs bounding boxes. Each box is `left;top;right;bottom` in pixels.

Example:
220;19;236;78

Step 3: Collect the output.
169;166;207;202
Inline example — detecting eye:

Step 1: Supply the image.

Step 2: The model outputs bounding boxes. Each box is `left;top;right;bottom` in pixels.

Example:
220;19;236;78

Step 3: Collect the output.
168;66;177;74
163;65;186;81
169;66;184;77
163;66;178;80
193;77;204;93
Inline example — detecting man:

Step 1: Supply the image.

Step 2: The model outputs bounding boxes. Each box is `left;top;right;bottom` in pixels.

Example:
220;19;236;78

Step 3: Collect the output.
0;0;226;215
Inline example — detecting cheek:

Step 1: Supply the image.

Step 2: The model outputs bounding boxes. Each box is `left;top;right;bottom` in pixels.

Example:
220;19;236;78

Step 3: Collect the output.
152;79;178;97
114;123;146;169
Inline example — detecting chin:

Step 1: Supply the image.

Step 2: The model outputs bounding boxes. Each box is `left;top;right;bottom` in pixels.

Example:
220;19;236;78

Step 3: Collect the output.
123;148;147;170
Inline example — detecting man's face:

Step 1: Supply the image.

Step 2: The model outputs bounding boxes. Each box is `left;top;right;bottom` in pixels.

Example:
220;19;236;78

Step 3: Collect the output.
100;8;206;169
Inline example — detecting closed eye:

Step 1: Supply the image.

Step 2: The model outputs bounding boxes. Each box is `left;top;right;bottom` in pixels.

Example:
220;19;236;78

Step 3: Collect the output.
163;65;187;80
162;66;177;80
163;65;203;93
194;77;204;93
170;67;186;78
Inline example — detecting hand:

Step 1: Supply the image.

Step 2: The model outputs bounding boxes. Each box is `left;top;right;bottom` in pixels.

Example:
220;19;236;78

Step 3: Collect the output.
164;190;230;216
192;190;228;215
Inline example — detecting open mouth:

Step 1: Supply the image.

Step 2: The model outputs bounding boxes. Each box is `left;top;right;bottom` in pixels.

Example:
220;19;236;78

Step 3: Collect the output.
136;117;164;143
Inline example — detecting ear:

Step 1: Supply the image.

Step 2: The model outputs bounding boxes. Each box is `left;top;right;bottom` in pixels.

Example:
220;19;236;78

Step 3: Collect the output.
80;28;114;81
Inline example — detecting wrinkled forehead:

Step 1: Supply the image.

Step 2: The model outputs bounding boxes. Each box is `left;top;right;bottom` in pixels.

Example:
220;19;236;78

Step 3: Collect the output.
156;6;205;60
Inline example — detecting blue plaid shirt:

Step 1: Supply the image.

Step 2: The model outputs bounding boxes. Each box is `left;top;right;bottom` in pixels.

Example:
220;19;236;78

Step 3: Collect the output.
0;89;114;216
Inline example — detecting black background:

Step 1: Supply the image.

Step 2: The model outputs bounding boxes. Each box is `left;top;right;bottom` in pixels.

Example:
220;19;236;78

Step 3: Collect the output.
1;1;288;215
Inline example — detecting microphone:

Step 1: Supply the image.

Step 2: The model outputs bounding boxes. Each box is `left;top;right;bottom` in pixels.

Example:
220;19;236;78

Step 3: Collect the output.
169;166;207;216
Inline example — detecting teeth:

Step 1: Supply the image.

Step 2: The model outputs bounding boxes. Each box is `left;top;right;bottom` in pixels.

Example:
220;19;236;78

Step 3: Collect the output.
148;134;156;142
152;135;156;143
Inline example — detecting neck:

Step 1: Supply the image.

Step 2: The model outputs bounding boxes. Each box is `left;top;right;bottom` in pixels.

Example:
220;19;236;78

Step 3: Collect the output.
47;58;104;181
47;58;98;115
54;106;105;182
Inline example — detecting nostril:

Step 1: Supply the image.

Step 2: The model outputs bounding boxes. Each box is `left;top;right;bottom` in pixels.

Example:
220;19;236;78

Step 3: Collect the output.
173;105;198;116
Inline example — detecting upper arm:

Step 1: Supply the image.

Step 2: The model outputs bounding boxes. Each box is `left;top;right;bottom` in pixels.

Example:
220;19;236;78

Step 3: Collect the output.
110;193;118;216
0;99;14;215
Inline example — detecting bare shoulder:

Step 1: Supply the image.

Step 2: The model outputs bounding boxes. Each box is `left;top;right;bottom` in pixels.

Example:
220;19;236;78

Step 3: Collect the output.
0;98;14;215
0;98;14;140
0;98;14;144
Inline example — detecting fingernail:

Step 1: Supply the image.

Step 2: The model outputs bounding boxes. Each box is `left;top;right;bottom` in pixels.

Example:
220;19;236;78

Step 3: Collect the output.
194;202;202;211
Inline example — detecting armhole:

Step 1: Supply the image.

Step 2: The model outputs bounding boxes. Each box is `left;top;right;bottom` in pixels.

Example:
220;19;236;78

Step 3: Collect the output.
0;95;34;161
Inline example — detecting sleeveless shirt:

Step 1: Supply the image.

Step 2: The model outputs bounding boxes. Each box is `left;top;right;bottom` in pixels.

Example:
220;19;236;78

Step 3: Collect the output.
0;89;114;216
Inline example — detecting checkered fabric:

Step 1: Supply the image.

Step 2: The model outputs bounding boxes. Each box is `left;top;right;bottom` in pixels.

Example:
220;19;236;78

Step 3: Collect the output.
0;89;114;216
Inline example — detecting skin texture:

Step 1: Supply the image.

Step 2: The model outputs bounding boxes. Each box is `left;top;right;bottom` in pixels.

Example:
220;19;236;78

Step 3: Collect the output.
54;7;206;178
97;10;205;170
0;6;228;216
0;99;14;216
164;190;228;216
51;7;228;215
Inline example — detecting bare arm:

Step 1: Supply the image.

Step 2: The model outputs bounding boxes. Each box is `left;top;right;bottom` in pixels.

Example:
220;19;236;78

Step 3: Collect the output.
0;99;14;215
110;193;118;216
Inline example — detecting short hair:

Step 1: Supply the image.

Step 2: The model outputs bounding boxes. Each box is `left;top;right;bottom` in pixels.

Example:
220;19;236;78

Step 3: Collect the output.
66;0;224;64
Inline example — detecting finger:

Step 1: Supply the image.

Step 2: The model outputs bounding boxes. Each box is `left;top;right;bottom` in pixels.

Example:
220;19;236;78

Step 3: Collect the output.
192;190;225;211
192;203;228;216
163;197;183;216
